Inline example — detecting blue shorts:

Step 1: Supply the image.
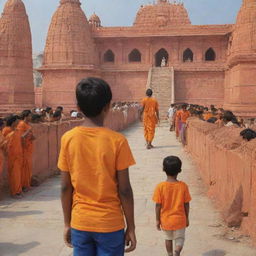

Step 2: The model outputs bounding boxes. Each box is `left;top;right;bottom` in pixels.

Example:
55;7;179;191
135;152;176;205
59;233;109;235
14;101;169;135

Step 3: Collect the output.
71;228;125;256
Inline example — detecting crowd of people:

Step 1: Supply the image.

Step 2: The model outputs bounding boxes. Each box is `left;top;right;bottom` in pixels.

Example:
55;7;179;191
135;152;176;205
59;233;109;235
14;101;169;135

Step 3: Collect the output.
167;103;256;145
0;102;140;198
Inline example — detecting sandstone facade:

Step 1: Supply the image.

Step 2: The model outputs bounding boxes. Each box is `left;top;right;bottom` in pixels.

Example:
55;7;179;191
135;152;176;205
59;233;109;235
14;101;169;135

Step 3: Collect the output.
0;0;255;117
0;0;34;107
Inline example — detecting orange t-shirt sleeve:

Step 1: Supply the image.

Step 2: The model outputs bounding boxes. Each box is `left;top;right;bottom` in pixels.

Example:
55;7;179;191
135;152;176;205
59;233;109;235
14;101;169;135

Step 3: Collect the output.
58;135;69;172
116;138;135;171
184;183;192;203
152;184;162;204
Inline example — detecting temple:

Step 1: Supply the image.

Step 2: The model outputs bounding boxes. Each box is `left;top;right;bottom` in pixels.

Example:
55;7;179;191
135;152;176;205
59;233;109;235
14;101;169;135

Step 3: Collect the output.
0;0;256;117
0;0;34;113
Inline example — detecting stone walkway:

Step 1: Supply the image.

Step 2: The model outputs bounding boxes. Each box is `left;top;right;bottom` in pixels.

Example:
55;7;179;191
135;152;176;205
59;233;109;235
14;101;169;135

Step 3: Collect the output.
0;123;256;256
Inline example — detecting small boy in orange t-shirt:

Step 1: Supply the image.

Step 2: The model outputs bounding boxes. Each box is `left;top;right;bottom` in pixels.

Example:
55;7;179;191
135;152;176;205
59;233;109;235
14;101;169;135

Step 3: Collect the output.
153;156;191;256
58;78;136;256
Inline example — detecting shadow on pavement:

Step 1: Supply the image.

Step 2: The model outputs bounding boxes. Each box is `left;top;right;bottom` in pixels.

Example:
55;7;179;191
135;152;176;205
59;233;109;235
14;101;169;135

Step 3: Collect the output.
202;249;226;256
0;210;43;218
0;241;40;255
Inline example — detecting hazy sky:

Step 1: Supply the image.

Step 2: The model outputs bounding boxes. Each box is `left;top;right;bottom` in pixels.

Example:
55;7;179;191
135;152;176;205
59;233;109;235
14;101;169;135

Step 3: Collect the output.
0;0;242;53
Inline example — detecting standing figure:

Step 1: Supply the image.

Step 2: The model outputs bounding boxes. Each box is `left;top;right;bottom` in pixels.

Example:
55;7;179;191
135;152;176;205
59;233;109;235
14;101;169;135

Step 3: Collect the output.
0;119;7;178
153;156;191;256
161;57;167;67
17;110;35;192
59;78;136;255
4;116;23;198
167;104;175;131
176;104;190;145
141;89;160;149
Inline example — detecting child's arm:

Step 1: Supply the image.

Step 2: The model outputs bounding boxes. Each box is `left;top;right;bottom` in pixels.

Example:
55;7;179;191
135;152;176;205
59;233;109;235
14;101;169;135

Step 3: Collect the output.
155;203;162;231
184;202;190;227
117;168;136;253
61;172;73;248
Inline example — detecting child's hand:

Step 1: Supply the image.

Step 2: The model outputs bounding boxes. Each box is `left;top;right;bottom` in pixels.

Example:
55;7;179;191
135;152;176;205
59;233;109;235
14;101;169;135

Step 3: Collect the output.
186;218;190;227
156;220;161;231
63;226;73;248
125;228;136;253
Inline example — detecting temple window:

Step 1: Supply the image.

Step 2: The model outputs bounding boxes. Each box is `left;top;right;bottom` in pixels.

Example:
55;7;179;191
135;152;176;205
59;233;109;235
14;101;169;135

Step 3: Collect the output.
128;49;142;62
155;48;169;67
104;50;115;63
183;48;193;62
205;48;216;61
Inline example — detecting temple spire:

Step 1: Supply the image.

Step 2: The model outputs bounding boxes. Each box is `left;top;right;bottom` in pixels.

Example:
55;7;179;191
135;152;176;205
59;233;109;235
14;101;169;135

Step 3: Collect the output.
60;0;81;5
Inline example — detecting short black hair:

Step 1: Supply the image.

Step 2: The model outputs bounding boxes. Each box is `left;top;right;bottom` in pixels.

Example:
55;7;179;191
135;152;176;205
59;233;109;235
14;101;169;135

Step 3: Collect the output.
21;110;31;120
53;110;62;118
163;156;182;176
76;77;112;118
6;115;19;127
45;107;52;113
146;89;153;97
56;106;63;111
0;118;4;128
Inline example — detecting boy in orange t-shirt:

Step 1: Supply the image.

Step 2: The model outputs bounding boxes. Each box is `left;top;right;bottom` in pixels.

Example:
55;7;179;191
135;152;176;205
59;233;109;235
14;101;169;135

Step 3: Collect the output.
58;77;136;256
153;156;191;256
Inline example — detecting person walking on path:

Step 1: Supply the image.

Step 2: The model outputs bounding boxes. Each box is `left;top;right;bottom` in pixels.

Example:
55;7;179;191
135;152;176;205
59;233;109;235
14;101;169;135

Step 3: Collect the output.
140;89;160;150
153;156;191;256
58;77;136;256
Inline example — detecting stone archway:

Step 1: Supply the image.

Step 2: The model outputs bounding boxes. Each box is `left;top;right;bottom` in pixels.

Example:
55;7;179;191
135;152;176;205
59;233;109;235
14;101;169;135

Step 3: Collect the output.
155;48;169;67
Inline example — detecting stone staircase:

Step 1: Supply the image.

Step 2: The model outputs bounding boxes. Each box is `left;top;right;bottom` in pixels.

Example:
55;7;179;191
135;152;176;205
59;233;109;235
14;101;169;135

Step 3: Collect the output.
147;67;174;118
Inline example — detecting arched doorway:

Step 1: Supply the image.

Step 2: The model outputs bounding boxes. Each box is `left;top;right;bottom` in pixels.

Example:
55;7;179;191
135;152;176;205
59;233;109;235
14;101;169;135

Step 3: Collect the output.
155;48;169;67
205;48;216;61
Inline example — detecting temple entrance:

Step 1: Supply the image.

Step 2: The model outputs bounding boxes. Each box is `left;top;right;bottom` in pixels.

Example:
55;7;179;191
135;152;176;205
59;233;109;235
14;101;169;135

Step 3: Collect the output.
155;48;169;67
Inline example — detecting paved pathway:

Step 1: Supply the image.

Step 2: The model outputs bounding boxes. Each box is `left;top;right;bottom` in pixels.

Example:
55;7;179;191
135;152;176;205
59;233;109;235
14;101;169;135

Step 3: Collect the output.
0;123;256;256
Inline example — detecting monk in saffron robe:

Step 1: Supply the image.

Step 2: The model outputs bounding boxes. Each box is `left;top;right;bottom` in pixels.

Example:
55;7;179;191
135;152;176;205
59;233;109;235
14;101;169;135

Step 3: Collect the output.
141;89;160;149
4;115;23;198
0;119;6;175
17;110;35;191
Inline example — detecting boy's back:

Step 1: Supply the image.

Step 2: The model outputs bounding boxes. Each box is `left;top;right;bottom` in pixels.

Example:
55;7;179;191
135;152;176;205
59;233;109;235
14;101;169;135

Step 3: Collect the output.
58;126;135;233
153;181;191;231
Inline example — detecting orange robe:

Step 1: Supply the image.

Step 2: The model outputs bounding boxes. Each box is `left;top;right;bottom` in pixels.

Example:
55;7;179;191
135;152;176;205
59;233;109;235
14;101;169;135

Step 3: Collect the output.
0;132;6;175
17;121;34;188
2;127;12;137
5;129;23;195
175;110;182;138
142;97;159;143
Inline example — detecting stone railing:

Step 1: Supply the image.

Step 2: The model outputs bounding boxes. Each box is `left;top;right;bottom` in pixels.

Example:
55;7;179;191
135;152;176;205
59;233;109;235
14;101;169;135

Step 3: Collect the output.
0;107;140;197
186;117;256;242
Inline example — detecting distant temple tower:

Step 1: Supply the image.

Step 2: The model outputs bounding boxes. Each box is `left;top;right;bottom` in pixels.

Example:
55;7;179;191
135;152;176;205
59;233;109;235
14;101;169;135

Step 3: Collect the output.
224;0;256;116
0;0;34;105
39;0;98;109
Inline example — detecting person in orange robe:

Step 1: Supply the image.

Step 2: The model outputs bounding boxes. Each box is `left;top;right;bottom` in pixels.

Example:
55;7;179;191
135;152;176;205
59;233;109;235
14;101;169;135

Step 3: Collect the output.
4;115;23;198
0;119;7;177
176;104;191;145
17;110;35;192
140;89;160;149
174;106;182;139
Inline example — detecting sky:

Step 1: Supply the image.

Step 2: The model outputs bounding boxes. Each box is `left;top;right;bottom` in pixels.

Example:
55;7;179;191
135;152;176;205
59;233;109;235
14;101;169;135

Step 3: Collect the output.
0;0;242;53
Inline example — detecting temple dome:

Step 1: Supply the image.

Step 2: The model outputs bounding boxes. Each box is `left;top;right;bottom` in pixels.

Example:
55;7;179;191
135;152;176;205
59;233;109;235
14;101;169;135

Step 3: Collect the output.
43;0;95;67
134;0;191;27
0;0;34;104
89;13;101;27
229;0;256;56
3;0;26;14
